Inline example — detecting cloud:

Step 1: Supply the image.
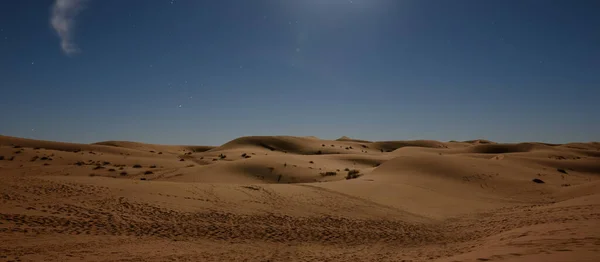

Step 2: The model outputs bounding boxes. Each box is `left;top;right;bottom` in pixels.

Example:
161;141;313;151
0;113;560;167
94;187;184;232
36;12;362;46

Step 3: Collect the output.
50;0;87;55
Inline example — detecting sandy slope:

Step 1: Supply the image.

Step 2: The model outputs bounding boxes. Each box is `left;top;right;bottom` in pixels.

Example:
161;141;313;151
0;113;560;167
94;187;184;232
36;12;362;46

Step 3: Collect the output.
0;134;599;261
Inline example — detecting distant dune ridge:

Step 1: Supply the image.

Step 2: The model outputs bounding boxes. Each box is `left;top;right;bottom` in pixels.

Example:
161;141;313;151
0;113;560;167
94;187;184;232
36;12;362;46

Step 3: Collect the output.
1;134;599;261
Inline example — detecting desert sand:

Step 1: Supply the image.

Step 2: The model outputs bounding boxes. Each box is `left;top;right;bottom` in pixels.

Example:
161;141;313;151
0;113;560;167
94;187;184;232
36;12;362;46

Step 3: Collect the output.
1;134;599;261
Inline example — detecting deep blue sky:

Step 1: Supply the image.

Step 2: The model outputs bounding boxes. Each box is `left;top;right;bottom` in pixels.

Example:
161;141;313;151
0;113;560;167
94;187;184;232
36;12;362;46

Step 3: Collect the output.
1;0;599;145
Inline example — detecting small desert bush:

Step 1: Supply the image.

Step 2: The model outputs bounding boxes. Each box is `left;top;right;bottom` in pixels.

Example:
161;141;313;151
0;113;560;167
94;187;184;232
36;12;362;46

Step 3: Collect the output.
150;165;157;168
219;153;226;159
532;178;544;184
144;171;153;175
309;161;314;164
321;171;337;177
0;156;4;160
108;168;116;172
346;169;361;180
93;166;104;170
120;171;128;176
133;164;142;168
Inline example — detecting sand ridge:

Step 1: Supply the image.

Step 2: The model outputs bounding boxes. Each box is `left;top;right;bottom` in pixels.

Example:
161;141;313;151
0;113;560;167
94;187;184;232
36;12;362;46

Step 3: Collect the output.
1;134;599;261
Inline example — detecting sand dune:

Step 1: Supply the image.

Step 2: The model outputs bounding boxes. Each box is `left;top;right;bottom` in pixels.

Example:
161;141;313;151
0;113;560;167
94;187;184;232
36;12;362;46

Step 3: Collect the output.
1;135;599;261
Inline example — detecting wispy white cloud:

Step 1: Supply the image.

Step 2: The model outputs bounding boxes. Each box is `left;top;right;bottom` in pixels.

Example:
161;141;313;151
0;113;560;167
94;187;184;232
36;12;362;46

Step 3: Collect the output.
50;0;87;56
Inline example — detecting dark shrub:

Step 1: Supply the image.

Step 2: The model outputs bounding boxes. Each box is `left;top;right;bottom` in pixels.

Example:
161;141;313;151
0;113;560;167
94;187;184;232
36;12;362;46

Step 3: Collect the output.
346;169;361;180
321;171;337;177
532;178;545;184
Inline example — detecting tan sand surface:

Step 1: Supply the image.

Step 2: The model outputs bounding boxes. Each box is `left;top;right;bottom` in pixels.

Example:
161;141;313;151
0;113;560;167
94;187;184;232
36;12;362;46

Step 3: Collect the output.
1;134;598;261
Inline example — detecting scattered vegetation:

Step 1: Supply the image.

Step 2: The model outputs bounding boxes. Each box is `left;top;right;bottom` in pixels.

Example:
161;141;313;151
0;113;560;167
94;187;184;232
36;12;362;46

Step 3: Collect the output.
75;161;85;166
316;150;322;155
30;156;39;162
43;163;50;166
13;145;21;149
219;153;227;159
150;150;155;153
0;156;4;160
186;164;195;167
322;144;325;147
144;171;153;175
561;183;571;187
8;156;14;161
120;171;128;176
212;158;218;161
140;178;147;181
344;168;350;171
102;161;110;165
158;152;163;154
108;169;116;172
532;178;545;184
320;171;337;177
557;168;568;174
346;169;361;180
150;165;157;168
14;150;22;154
133;164;142;168
309;161;314;164
40;156;51;161
93;166;105;170
179;158;185;161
